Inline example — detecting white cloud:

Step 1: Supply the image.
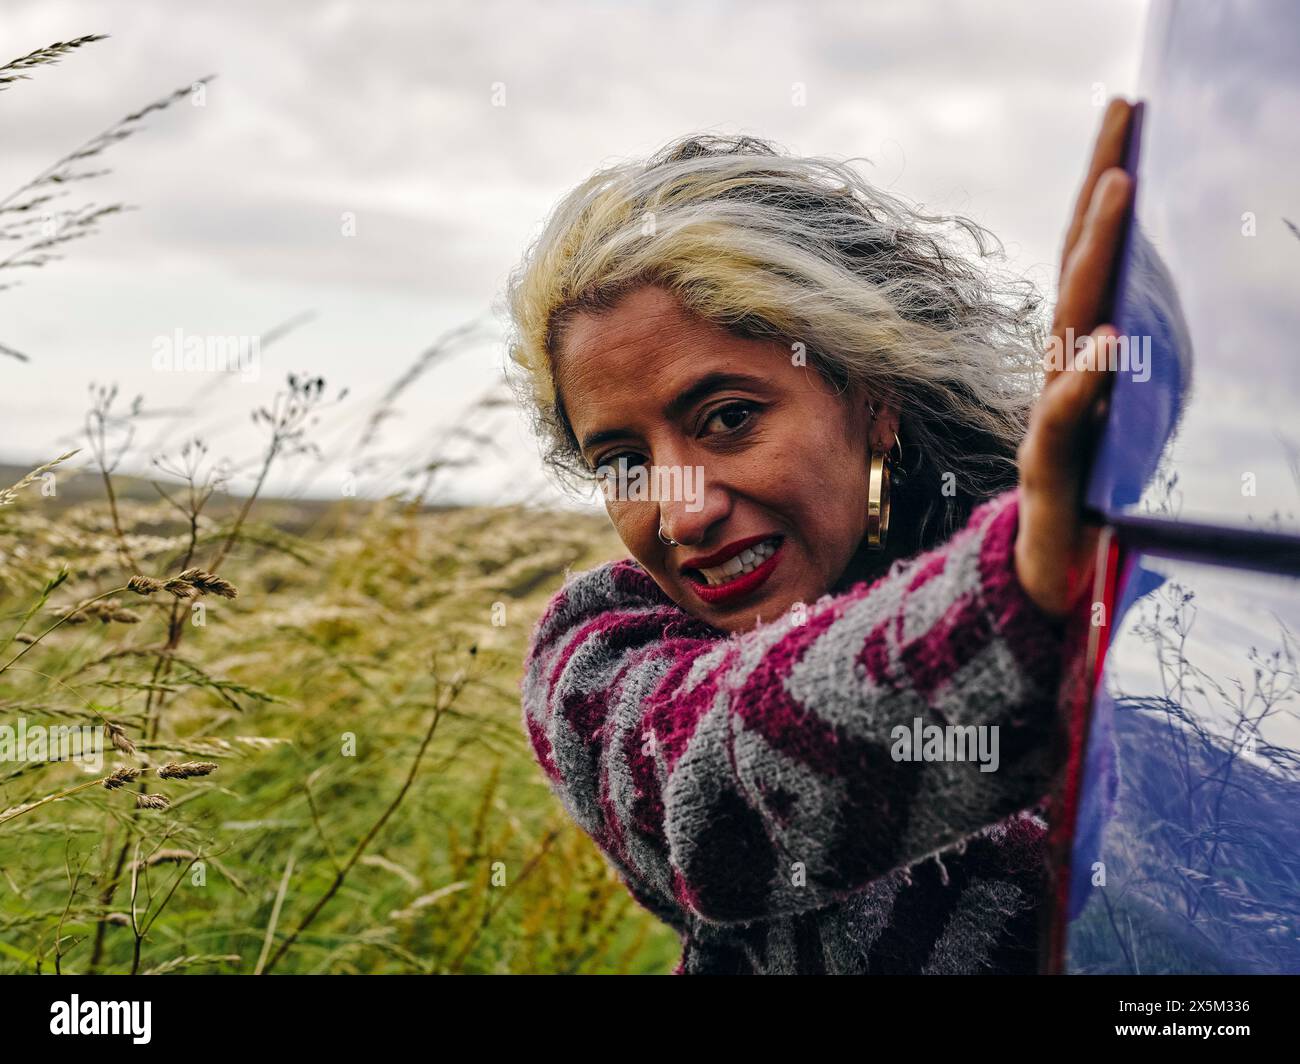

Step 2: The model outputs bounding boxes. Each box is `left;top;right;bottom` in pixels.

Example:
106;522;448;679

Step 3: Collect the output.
0;0;1147;507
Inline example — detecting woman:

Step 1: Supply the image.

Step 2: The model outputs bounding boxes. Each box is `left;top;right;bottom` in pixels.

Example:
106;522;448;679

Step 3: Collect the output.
507;100;1134;974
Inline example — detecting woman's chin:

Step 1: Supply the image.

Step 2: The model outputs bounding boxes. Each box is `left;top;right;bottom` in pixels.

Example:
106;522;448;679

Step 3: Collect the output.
687;580;809;633
668;545;830;631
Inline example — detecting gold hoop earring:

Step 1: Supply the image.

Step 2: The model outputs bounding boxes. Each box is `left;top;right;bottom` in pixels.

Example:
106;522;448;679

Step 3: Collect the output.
866;450;892;551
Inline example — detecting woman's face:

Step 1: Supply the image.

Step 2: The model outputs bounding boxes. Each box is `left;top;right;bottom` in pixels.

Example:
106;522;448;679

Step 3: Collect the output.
555;283;898;633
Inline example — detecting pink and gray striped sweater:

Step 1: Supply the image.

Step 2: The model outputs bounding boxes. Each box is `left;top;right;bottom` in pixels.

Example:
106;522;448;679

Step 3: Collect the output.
520;488;1066;974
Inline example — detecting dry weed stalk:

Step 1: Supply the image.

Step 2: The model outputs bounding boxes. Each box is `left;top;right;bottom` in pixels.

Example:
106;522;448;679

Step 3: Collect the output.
90;375;329;971
0;750;219;829
0;565;236;677
0;766;138;826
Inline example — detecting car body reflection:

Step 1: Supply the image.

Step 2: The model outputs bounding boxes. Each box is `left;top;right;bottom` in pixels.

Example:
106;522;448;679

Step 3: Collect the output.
1056;0;1300;974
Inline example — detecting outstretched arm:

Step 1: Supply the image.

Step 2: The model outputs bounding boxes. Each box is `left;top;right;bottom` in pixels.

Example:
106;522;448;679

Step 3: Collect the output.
522;488;1064;926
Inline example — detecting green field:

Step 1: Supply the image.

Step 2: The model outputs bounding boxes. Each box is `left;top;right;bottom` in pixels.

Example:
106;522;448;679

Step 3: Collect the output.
0;458;680;974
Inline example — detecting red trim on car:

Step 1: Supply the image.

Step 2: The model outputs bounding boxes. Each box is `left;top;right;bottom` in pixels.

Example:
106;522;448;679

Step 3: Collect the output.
1044;528;1125;974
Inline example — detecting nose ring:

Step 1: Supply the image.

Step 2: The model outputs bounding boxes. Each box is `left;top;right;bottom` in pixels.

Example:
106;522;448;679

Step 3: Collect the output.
658;524;679;547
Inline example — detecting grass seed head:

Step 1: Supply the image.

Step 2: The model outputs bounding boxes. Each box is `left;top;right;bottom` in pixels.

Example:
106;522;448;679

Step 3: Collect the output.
175;567;238;599
104;721;137;757
156;760;219;779
103;766;141;790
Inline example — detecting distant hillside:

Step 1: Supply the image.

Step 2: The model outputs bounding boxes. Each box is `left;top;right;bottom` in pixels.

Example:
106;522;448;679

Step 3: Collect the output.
0;462;459;534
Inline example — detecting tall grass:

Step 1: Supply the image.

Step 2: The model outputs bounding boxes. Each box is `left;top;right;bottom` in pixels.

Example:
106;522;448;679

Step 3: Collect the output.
0;34;679;975
0;421;678;974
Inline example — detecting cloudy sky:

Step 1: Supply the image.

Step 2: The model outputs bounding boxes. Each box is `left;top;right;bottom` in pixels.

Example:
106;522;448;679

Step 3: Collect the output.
2;0;1148;508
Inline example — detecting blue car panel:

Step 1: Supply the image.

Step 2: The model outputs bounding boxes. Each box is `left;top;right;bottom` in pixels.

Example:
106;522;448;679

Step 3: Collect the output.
1065;549;1300;973
1085;0;1300;535
1061;0;1300;975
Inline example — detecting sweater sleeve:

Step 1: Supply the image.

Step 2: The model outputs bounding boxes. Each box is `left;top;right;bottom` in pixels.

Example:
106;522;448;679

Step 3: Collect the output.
519;488;1066;926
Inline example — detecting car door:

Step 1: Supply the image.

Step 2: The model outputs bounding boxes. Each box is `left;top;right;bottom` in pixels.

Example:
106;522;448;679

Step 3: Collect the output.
1049;0;1300;975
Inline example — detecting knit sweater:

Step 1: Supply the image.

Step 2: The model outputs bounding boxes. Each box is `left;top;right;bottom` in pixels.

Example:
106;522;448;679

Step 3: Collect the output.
519;488;1066;974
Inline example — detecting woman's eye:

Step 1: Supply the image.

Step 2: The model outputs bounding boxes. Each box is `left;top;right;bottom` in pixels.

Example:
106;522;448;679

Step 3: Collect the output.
703;401;756;436
597;452;646;472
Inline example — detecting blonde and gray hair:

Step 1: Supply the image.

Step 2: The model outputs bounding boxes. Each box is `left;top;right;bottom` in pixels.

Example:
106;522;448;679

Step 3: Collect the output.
504;133;1047;553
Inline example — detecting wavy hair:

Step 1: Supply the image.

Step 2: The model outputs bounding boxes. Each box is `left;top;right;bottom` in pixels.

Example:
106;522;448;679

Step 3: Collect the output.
503;133;1048;555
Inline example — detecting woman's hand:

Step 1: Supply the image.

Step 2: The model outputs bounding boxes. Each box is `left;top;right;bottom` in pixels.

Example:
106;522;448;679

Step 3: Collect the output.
1015;97;1134;619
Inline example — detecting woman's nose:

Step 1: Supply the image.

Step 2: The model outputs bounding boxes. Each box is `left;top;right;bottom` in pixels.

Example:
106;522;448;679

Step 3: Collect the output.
656;470;731;547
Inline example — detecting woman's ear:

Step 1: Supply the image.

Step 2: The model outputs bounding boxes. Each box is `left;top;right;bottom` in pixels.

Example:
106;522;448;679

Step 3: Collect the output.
866;399;900;455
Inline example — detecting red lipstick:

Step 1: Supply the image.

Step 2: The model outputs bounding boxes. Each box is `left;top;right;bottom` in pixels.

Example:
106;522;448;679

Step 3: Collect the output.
680;533;777;572
680;535;785;607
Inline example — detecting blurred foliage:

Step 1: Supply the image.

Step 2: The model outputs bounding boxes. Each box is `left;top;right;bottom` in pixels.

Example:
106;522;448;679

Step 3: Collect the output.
0;470;680;974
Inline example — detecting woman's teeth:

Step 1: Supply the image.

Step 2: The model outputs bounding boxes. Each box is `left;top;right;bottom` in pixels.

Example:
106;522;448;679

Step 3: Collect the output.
695;537;780;586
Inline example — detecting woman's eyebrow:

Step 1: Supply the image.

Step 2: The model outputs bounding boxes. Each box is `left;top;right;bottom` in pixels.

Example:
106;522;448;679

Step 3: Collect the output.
664;371;766;420
580;371;767;453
